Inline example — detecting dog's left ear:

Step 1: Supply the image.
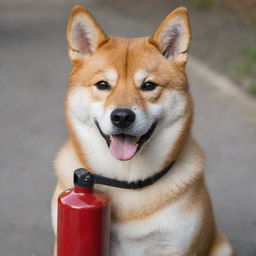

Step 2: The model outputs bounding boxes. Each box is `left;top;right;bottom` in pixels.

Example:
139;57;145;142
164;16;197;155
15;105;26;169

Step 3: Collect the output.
149;7;191;65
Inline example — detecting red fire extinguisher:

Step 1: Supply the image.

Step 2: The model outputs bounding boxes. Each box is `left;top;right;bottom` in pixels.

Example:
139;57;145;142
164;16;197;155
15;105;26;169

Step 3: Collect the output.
57;168;111;256
57;161;175;255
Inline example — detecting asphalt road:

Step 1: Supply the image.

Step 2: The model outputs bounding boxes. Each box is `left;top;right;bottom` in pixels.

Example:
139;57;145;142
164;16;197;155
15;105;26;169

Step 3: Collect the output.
0;1;255;255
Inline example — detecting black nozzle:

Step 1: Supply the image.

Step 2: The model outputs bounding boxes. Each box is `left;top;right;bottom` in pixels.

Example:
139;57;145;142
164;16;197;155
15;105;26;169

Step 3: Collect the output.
74;169;94;188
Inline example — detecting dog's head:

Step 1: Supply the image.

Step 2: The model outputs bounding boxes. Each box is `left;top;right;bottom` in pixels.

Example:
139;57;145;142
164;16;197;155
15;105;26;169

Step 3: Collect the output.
66;6;192;161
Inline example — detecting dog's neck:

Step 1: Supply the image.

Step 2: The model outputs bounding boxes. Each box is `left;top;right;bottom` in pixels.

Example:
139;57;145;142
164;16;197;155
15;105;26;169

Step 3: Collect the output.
68;116;191;182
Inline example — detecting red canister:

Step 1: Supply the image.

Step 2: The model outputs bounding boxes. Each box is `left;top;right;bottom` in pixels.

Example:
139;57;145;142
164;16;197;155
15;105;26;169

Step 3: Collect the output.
57;169;111;256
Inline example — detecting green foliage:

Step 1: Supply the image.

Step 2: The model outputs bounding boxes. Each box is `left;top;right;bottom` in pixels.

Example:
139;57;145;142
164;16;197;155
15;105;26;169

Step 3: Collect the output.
191;0;215;8
242;48;256;62
235;45;256;74
234;62;254;74
233;40;256;96
249;83;256;95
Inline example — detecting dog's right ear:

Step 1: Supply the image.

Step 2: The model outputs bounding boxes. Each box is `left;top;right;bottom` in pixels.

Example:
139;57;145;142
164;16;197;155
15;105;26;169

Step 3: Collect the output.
67;6;109;62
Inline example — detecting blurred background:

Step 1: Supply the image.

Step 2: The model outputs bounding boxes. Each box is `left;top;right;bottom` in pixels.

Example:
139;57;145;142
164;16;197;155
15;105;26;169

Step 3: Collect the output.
0;0;255;255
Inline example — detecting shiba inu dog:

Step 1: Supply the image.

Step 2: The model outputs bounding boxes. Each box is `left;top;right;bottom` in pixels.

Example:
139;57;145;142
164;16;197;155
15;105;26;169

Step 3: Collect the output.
51;5;233;256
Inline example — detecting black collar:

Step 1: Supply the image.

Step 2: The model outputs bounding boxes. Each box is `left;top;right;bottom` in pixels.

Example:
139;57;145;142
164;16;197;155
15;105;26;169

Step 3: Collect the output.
74;160;176;190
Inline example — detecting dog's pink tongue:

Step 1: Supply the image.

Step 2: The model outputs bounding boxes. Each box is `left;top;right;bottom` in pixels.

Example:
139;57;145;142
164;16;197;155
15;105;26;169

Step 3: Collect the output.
110;135;138;161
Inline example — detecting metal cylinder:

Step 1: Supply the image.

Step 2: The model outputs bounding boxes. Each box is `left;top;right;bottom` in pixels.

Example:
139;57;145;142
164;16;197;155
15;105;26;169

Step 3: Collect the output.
57;169;111;256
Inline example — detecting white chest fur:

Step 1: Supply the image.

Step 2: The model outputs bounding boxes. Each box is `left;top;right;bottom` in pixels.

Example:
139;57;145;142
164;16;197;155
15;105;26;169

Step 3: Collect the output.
110;191;202;256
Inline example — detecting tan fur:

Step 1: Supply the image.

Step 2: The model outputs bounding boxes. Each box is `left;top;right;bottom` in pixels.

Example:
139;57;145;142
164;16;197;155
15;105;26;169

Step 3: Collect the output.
209;233;234;256
52;5;233;256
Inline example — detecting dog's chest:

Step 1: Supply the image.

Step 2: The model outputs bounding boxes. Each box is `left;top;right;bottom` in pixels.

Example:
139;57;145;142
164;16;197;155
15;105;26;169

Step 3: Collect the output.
110;197;202;256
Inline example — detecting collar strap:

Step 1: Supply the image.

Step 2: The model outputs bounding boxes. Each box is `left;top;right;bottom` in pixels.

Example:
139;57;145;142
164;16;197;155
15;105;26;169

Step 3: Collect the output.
74;160;176;190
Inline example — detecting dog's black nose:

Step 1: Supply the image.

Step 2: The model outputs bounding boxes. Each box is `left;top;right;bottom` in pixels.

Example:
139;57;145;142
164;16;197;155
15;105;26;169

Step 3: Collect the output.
111;108;136;128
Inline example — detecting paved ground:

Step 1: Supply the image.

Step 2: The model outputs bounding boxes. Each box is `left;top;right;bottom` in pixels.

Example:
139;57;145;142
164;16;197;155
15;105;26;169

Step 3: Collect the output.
0;1;255;255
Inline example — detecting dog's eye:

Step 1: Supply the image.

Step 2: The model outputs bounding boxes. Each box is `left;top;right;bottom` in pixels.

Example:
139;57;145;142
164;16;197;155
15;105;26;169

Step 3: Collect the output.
95;81;111;90
140;81;157;91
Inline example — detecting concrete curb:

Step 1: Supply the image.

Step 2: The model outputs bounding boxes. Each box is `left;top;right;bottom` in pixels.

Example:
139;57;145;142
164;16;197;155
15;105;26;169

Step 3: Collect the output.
188;57;256;118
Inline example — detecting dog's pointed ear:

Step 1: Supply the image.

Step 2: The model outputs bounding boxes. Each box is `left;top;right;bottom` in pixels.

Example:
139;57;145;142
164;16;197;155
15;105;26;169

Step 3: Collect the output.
149;7;191;65
67;6;109;61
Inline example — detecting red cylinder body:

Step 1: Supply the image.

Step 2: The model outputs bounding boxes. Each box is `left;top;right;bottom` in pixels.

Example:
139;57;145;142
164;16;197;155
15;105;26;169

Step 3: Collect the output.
57;186;111;256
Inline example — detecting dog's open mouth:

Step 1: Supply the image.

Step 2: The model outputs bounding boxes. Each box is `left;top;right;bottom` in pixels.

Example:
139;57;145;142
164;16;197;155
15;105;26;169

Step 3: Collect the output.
95;122;157;161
